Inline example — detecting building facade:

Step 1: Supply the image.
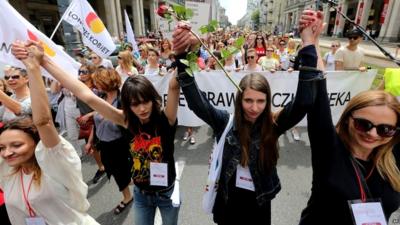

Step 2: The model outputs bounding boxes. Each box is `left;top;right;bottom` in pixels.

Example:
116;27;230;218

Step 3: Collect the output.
278;0;399;41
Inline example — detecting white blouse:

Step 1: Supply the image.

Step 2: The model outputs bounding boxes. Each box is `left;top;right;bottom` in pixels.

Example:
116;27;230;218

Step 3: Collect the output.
0;136;99;225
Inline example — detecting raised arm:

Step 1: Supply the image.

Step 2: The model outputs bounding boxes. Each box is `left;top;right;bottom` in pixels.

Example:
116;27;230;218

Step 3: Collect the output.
274;10;326;134
163;75;180;126
172;23;228;134
12;41;126;128
19;44;60;147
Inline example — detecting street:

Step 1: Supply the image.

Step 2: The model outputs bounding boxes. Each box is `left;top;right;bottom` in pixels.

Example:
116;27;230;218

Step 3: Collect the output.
80;125;400;225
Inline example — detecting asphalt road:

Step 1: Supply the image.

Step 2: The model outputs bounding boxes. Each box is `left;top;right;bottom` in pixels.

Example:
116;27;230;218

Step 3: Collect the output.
81;125;400;225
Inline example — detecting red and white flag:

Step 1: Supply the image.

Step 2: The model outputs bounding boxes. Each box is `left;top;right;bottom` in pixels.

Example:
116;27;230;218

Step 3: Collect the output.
0;0;80;78
63;0;116;58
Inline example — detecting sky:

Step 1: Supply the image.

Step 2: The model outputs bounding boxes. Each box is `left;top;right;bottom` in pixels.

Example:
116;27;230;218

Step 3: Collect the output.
219;0;247;25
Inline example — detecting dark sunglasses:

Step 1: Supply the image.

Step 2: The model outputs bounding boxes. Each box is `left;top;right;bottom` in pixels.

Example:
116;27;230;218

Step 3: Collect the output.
79;70;89;75
118;56;122;59
247;56;255;59
267;49;274;52
4;75;21;80
351;115;399;138
331;45;339;47
348;36;359;40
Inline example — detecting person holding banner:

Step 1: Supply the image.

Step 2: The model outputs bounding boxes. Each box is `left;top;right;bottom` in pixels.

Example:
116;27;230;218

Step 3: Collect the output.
297;10;400;225
11;39;182;225
171;14;324;225
2;43;99;225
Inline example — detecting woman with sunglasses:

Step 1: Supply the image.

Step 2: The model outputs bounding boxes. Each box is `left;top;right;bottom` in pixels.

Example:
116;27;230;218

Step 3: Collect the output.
0;67;31;123
12;39;181;225
171;13;324;225
2;43;99;225
116;50;139;85
323;40;340;71
298;10;400;225
254;34;267;59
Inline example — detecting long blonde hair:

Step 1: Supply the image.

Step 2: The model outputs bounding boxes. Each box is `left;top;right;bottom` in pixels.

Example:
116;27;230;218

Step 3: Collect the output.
336;90;400;191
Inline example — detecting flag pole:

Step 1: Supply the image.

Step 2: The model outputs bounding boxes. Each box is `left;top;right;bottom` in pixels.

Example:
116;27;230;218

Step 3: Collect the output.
50;0;75;40
50;16;65;40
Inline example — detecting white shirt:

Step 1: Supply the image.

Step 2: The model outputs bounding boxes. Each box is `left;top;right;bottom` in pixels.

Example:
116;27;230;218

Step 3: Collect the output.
116;65;139;85
243;64;263;72
324;51;336;71
334;46;365;70
1;94;31;123
0;136;99;225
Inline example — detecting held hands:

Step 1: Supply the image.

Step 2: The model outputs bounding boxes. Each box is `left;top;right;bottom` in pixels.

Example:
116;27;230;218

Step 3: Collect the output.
172;22;199;55
11;40;45;68
299;10;325;47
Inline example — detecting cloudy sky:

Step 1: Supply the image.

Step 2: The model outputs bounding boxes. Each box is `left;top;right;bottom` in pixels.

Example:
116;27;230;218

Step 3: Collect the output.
219;0;247;25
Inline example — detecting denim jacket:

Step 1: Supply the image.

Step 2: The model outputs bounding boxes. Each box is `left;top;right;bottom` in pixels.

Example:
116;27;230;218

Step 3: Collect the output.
176;45;321;206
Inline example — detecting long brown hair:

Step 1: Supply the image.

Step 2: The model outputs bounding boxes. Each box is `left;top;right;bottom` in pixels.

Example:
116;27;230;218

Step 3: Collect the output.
336;90;400;191
234;73;278;173
1;117;42;186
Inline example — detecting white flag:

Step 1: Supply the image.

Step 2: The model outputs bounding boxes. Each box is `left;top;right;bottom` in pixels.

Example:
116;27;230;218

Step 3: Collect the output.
0;0;80;78
124;9;140;58
64;0;116;58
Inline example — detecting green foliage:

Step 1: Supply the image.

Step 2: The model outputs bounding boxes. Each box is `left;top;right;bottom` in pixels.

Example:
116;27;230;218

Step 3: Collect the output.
251;9;260;22
172;4;193;20
199;20;219;34
234;37;245;49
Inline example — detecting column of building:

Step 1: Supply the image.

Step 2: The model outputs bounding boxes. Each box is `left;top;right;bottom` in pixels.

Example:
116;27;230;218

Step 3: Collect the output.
378;0;400;42
115;0;123;39
333;0;348;37
104;0;119;37
131;0;143;36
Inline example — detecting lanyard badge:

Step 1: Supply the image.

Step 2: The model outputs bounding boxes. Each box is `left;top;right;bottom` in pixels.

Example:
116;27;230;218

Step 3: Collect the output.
348;157;387;225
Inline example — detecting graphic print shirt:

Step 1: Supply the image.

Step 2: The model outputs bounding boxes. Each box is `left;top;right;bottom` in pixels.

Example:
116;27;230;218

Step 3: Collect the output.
130;111;177;191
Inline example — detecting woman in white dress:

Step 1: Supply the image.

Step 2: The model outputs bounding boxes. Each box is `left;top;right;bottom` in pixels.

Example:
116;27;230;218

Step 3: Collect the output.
1;41;99;225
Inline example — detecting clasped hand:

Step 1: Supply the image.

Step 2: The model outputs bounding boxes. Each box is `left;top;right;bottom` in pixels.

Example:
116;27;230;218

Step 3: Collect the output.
11;40;44;68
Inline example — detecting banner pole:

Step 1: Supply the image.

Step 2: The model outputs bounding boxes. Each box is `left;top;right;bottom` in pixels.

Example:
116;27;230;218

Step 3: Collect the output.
50;0;75;40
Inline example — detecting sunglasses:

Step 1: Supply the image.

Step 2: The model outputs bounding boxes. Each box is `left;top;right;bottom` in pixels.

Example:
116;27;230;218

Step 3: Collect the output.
90;56;99;60
351;115;399;138
4;75;21;80
331;45;339;47
118;56;122;60
267;49;274;52
247;56;256;59
348;36;359;40
79;70;89;75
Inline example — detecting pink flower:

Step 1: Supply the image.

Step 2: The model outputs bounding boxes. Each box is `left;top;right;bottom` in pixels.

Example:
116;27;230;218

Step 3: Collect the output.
157;4;170;18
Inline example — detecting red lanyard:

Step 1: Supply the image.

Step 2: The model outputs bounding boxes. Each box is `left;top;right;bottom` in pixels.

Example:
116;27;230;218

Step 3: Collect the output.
20;171;36;217
351;159;375;202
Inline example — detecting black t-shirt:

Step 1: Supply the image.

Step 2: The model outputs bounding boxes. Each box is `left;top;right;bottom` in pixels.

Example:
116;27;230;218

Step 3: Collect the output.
130;111;177;191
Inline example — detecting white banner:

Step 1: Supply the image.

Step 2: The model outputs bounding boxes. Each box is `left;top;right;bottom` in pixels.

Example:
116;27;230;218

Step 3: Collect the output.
0;0;80;78
185;1;210;36
145;70;377;127
124;9;140;58
64;0;116;58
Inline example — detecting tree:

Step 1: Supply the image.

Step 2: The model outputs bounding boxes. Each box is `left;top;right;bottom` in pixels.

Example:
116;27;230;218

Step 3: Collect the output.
251;9;260;30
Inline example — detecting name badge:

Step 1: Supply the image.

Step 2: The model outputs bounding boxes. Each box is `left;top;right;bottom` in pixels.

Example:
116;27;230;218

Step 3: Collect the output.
150;162;168;187
235;165;255;191
349;200;387;225
26;217;46;225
